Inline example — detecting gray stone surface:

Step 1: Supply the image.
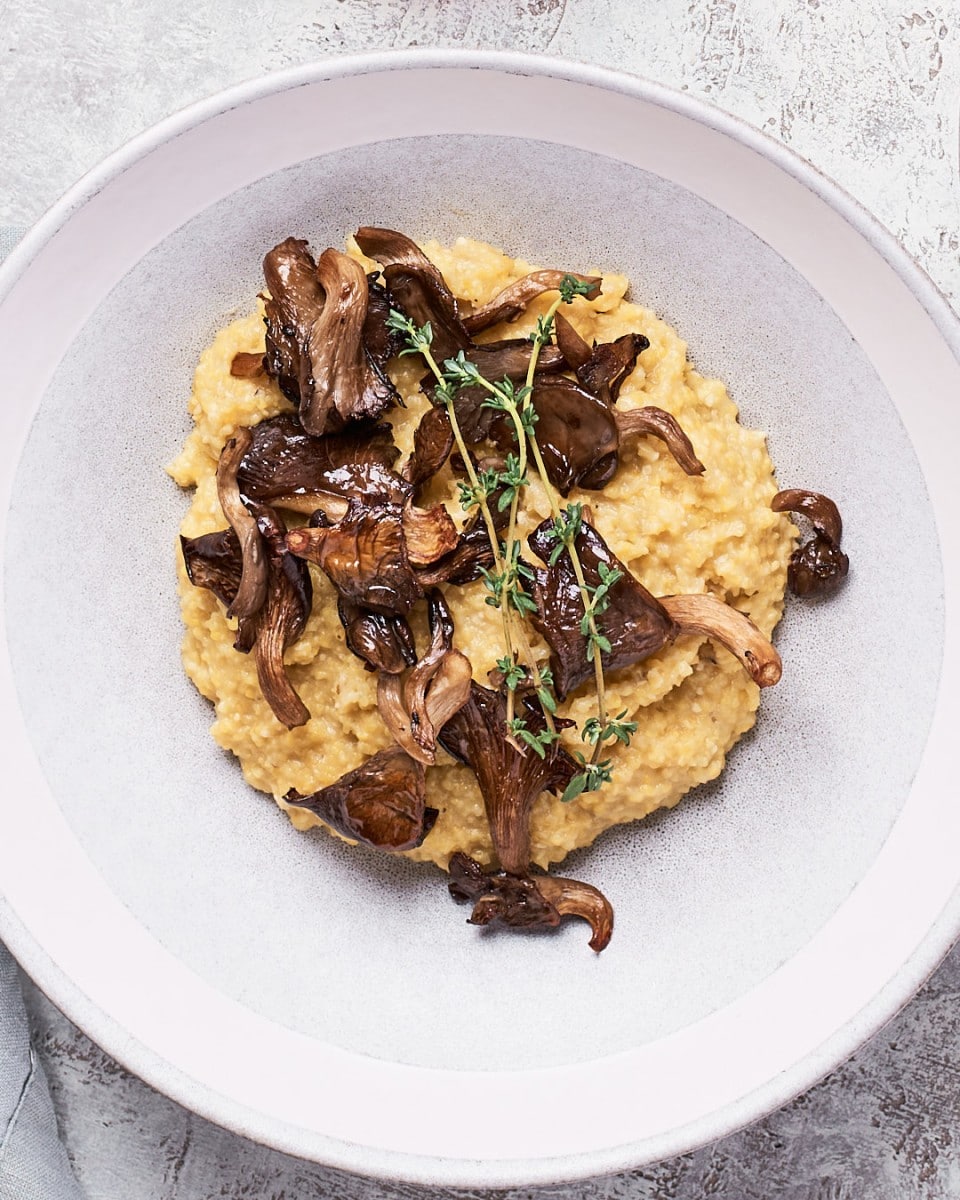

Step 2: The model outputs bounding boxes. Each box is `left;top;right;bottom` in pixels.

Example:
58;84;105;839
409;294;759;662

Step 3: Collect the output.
3;0;960;1196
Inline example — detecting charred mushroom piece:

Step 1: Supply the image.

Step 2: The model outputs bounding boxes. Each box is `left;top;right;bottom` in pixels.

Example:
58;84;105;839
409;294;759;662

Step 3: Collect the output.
772;488;850;597
301;247;399;435
337;599;417;675
262;239;399;434
553;310;593;370
180;507;314;726
421;339;567;447
355;227;472;363
554;313;649;401
414;515;498;587
529;518;676;698
536;875;614;952
403;405;456;490
363;272;402;373
658;594;782;687
216;427;268;622
253;507;314;728
463;271;602;334
529;518;780;697
180;529;257;653
285;745;437;852
507;377;702;497
466;338;566;386
526;376;622;494
401;500;460;566
438;683;578;873
378;592;473;765
448;854;614;952
262;237;324;403
616;407;705;477
237;413;410;513
579;332;649;400
286;499;424;617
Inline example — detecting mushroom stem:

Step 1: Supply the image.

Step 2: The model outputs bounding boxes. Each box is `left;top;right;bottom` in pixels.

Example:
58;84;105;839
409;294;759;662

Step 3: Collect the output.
772;488;842;545
617;407;705;476
771;488;849;597
256;622;310;729
216;427;268;621
536;876;614;952
659;594;782;687
463;270;601;334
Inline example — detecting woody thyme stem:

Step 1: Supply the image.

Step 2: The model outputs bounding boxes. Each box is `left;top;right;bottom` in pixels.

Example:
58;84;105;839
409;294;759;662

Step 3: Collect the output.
413;338;554;733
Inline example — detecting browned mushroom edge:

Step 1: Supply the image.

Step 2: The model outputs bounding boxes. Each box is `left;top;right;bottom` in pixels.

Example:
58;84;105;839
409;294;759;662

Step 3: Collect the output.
230;350;266;379
285;746;437;852
463;269;602;334
260;238;399;434
529;517;781;697
434;683;612;949
285;498;424;618
772;488;850;597
179;509;313;727
377;591;473;764
215;427;268;622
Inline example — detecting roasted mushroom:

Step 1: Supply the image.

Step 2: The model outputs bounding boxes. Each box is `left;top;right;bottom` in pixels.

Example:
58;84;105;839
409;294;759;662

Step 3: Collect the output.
772;489;849;597
403;405;455;491
262;236;324;403
236;413;410;513
337;599;417;675
252;507;313;729
529;517;781;698
439;683;613;949
285;499;424;617
180;528;258;652
376;591;473;765
180;508;313;728
463;270;602;334
285;746;437;852
216;427;268;622
355;226;472;363
554;312;649;402
262;238;399;435
448;853;613;952
230;350;266;379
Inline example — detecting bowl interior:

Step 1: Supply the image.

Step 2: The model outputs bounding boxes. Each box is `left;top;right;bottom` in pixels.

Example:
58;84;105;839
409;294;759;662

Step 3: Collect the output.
4;132;941;1072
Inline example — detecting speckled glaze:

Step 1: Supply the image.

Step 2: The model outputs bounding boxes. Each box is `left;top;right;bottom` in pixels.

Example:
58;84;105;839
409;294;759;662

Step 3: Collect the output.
1;53;959;1189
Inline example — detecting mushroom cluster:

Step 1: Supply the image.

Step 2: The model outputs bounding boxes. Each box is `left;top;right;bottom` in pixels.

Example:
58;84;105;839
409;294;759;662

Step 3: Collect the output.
179;228;848;951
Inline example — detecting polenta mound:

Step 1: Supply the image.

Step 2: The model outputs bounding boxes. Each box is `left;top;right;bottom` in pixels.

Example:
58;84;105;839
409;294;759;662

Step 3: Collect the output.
168;235;794;872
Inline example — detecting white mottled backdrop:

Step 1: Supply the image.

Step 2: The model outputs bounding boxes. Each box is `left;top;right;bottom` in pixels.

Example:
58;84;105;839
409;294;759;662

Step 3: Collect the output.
3;2;960;1198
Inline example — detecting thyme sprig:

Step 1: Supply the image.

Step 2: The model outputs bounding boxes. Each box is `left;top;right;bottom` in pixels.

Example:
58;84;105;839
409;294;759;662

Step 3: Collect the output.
387;308;554;734
388;274;636;802
514;277;639;788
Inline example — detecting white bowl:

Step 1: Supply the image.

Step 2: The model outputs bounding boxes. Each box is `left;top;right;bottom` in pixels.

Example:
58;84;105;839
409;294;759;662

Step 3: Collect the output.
1;51;958;1188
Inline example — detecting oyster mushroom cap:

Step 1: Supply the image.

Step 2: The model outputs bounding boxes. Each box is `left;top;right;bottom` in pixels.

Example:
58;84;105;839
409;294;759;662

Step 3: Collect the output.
286;499;424;617
377;591;473;765
438;683;578;874
355;226;472;363
285;745;436;853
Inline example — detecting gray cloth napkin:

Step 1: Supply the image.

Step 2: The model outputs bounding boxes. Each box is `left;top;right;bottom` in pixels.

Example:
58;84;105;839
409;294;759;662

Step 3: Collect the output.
1;222;83;1198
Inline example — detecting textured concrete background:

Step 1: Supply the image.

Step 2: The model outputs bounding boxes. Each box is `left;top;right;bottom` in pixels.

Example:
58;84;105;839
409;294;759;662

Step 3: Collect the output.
3;1;960;1196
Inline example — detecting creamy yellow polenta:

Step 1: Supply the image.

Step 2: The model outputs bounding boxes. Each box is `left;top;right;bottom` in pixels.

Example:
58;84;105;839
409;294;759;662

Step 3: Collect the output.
167;237;794;870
